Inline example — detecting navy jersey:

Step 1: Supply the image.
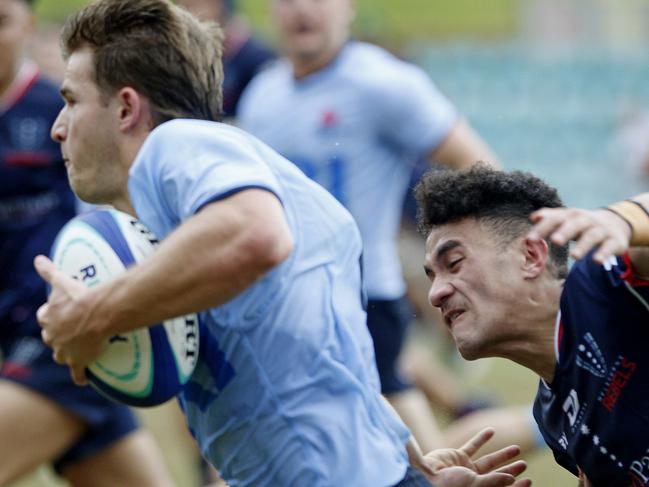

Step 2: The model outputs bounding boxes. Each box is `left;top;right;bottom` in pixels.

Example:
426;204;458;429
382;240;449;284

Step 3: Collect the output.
0;62;75;337
533;252;649;487
222;34;274;118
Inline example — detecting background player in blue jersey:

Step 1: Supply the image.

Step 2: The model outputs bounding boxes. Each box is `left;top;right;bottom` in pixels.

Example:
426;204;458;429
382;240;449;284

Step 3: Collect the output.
236;0;540;454
177;0;275;121
415;163;649;486
31;1;530;486
0;0;175;485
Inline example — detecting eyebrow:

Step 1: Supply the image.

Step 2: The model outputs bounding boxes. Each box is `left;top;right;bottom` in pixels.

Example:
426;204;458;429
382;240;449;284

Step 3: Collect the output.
435;240;462;261
423;240;462;277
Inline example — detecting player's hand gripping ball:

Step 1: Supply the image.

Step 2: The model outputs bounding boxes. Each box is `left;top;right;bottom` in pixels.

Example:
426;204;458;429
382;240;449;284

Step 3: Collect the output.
50;209;199;407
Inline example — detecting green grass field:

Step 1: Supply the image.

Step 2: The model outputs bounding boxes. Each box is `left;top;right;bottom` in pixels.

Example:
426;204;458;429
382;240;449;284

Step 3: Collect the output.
35;0;518;42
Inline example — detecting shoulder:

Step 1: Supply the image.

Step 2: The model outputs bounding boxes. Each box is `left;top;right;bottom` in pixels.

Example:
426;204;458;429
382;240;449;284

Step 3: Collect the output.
340;42;432;88
143;119;270;167
146;119;256;155
335;42;447;117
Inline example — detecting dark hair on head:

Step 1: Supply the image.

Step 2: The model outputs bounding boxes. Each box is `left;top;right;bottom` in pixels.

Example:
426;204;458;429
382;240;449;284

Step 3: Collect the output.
414;163;569;279
60;0;224;125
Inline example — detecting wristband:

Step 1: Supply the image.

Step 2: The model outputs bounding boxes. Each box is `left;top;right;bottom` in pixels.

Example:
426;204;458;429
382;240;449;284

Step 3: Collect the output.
606;200;649;246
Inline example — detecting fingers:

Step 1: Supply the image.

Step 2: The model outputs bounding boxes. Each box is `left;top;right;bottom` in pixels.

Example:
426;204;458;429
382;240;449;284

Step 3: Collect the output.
529;207;630;263
459;427;495;458
34;255;57;284
34;254;85;294
528;209;567;243
472;472;516;487
473;445;521;474
512;479;532;487
495;460;527;478
529;209;588;246
70;365;89;386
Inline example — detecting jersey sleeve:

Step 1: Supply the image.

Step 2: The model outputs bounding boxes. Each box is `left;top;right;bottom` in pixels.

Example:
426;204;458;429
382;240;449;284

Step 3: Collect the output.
619;252;649;288
373;61;459;160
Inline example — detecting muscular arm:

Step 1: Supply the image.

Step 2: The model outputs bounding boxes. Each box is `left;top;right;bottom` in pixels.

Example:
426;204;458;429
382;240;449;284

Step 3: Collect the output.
35;188;293;381
90;188;293;335
426;119;501;171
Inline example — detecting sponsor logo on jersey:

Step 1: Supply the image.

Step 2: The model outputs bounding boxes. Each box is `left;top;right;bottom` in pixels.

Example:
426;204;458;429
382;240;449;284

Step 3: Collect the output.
598;356;637;413
9;117;49;152
629;448;649;486
576;332;608;378
563;388;588;434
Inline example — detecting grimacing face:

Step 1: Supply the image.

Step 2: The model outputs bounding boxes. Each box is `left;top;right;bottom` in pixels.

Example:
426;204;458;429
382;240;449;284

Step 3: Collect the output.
423;218;527;360
0;0;33;93
271;0;354;66
50;48;126;206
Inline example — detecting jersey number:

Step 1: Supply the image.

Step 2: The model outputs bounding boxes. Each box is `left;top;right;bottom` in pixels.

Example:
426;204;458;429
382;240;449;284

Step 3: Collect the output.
291;155;346;205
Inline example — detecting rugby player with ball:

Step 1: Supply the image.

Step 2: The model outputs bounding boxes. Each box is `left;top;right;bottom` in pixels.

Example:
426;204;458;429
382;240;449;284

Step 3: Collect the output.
36;1;530;486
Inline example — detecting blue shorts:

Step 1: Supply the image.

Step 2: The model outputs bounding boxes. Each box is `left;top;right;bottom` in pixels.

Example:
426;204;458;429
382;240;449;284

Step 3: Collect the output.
0;331;139;472
366;297;414;395
394;466;433;486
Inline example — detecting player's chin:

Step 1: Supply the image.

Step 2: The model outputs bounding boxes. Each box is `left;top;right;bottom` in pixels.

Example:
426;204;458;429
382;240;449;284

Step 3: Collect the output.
453;335;484;361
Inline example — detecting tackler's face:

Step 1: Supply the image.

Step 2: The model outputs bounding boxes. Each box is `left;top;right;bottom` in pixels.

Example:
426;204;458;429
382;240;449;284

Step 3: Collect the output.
271;0;354;65
423;218;525;361
0;0;33;90
50;47;125;206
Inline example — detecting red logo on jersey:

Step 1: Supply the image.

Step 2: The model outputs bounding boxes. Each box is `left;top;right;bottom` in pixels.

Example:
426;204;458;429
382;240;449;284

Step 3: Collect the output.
601;357;636;412
321;110;339;129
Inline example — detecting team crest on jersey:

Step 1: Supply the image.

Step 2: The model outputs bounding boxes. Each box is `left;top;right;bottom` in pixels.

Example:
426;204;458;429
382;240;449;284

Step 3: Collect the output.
10;117;48;150
576;332;607;378
318;109;341;135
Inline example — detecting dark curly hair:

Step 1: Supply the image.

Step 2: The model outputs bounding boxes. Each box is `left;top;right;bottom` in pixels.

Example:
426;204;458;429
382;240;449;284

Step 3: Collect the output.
414;164;569;278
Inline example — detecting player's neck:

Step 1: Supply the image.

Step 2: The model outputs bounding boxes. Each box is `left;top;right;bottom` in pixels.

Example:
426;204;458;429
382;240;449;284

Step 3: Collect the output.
0;64;19;99
290;45;344;80
0;60;38;111
497;281;562;384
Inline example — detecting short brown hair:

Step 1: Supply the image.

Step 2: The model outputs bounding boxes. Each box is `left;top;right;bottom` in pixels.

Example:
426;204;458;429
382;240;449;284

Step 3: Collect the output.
61;0;224;125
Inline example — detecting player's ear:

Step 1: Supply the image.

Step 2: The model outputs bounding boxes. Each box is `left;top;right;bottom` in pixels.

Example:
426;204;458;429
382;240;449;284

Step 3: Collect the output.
115;87;148;131
521;235;549;279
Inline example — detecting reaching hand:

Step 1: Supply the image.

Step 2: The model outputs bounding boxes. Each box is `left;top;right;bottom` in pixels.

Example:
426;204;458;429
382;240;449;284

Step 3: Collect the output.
423;428;532;487
528;207;631;264
34;255;107;385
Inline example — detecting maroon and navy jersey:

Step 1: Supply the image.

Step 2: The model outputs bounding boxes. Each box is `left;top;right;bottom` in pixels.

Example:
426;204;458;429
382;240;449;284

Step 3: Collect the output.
0;62;75;337
534;251;649;487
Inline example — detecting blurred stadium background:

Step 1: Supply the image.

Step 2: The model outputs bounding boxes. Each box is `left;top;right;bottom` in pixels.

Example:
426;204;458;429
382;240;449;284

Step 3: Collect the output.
13;0;649;486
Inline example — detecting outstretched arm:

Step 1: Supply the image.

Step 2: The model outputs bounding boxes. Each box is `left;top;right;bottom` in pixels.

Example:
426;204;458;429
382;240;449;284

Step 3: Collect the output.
427;119;501;171
528;193;649;275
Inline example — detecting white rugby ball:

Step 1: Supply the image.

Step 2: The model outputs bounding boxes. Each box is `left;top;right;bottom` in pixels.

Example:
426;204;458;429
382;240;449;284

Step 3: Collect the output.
50;208;199;407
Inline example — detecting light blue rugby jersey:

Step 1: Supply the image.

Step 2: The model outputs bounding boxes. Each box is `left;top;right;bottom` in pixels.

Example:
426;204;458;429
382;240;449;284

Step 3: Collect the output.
128;119;411;487
238;41;458;300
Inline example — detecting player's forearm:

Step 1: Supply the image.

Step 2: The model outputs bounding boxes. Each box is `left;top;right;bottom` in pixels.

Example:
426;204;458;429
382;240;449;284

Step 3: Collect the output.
427;119;501;171
85;190;293;336
608;192;649;276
